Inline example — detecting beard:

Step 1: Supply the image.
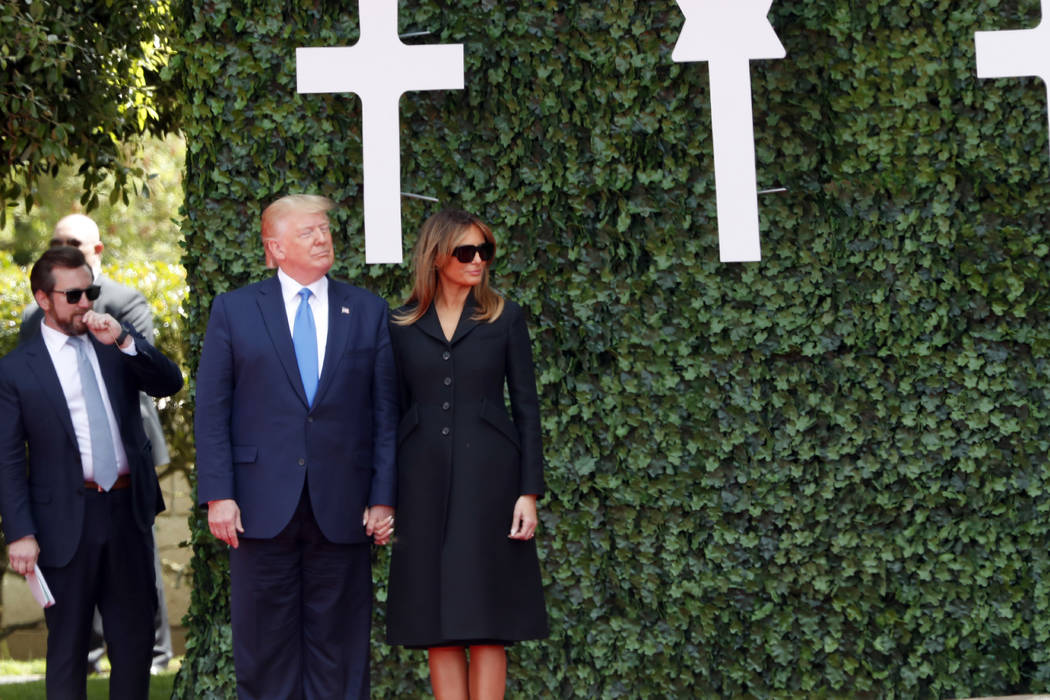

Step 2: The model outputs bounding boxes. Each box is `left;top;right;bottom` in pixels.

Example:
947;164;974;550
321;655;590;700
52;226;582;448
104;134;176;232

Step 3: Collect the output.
52;311;88;336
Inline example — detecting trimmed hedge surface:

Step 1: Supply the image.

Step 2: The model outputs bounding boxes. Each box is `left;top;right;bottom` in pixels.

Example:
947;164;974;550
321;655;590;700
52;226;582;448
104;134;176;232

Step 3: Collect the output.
173;1;1050;697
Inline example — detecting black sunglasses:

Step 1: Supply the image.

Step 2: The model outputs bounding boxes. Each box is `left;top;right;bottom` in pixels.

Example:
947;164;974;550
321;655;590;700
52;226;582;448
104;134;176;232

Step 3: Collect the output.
450;242;495;263
50;237;83;248
52;285;101;304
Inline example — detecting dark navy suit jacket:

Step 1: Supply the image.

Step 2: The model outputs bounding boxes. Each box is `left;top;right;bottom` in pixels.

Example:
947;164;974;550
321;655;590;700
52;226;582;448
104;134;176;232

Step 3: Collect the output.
22;275;171;467
0;330;183;568
194;275;397;542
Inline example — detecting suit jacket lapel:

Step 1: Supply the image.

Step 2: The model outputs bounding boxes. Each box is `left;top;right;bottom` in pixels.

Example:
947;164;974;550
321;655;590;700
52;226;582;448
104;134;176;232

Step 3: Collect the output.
92;336;131;434
256;276;310;407
22;335;78;447
314;281;351;406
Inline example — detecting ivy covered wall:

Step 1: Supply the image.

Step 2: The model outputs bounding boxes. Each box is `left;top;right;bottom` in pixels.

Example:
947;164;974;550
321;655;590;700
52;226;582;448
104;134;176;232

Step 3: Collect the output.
172;1;1050;697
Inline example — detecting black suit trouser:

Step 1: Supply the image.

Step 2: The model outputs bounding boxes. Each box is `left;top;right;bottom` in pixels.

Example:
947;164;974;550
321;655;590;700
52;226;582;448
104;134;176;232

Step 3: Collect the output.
42;487;156;700
229;489;372;700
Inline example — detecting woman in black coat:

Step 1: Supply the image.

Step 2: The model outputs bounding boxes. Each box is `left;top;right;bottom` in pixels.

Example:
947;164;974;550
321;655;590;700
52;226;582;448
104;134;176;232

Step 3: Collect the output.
386;209;548;699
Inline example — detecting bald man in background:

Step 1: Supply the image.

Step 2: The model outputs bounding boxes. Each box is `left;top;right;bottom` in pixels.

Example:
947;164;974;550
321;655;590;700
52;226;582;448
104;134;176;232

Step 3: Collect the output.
21;213;174;673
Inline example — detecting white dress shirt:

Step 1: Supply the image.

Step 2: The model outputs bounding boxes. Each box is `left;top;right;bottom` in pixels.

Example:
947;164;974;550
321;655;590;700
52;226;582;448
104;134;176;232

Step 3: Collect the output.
277;268;328;376
40;323;132;480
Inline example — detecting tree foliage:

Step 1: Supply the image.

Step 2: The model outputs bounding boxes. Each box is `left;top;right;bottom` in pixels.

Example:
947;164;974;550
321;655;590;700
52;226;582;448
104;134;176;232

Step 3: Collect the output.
174;0;1050;697
0;0;179;224
0;134;186;266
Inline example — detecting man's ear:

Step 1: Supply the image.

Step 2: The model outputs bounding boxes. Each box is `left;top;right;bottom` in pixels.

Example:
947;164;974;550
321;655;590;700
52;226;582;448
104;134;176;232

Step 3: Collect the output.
265;238;284;266
34;289;52;314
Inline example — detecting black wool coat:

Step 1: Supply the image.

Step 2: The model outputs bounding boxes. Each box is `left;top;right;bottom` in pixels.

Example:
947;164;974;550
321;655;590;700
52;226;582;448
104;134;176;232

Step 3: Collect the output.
385;295;549;647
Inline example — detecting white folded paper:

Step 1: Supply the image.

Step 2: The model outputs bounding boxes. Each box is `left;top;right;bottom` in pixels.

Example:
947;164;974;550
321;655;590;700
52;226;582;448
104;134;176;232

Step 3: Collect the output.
26;564;55;608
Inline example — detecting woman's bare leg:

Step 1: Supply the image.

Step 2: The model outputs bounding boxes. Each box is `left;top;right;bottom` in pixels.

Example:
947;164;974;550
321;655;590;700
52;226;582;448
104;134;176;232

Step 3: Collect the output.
429;646;469;700
467;645;506;700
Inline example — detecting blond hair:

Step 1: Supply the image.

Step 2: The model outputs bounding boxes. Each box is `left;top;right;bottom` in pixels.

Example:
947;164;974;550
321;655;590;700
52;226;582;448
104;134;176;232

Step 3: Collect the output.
394;209;504;325
260;194;335;268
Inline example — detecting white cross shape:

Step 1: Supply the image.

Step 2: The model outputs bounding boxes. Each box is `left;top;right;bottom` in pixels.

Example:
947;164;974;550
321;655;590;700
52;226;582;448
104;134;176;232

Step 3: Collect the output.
975;2;1050;161
297;1;463;263
672;0;785;262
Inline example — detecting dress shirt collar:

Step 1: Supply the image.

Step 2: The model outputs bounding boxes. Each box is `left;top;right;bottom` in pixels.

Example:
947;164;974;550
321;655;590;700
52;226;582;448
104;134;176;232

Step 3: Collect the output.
277;268;327;306
41;320;81;353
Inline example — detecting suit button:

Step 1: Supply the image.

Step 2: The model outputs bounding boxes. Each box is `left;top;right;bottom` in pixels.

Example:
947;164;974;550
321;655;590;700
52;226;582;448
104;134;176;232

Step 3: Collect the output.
307;417;314;423
441;427;450;436
442;351;450;360
298;458;306;466
442;402;450;410
443;377;452;386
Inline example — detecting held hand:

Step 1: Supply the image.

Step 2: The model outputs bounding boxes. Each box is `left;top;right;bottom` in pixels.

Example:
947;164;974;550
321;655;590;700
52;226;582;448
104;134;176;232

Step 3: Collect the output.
509;495;538;540
82;311;126;347
208;499;244;549
364;505;395;546
8;535;40;576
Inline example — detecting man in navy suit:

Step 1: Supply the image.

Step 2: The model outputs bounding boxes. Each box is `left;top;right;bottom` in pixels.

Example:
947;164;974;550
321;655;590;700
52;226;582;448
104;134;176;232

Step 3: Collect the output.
195;194;397;699
21;214;171;469
20;212;175;674
0;246;183;698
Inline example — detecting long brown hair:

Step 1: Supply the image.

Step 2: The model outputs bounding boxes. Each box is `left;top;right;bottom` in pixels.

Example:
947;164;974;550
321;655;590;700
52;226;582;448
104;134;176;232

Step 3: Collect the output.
394;209;505;326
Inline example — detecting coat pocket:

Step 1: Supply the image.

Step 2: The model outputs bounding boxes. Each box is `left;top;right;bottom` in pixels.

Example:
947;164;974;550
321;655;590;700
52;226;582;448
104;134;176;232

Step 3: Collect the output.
479;399;521;450
232;445;258;464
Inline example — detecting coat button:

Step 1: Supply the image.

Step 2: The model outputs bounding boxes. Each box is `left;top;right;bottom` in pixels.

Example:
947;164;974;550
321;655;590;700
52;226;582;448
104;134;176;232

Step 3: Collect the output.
298;458;306;466
442;401;450;410
443;377;452;386
442;351;450;360
441;427;450;436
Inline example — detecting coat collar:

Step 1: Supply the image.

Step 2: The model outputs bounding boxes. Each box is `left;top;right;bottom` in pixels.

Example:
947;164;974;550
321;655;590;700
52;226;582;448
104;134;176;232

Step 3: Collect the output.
415;292;483;346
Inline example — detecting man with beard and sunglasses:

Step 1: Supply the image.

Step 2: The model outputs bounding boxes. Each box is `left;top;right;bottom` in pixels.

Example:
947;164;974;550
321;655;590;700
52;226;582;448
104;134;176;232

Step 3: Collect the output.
20;213;176;675
0;246;183;698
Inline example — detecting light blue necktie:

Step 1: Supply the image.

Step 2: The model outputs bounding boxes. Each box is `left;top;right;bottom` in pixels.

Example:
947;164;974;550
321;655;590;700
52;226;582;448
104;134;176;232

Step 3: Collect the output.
71;336;118;491
293;288;319;405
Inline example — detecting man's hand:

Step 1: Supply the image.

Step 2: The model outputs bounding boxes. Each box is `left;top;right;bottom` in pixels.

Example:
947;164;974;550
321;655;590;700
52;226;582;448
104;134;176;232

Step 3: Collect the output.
208;499;244;549
363;505;395;546
8;535;40;575
509;495;538;540
83;311;129;348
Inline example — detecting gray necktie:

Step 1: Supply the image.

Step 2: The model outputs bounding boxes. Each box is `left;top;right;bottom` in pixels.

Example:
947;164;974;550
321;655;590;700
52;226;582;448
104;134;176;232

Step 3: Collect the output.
70;336;118;491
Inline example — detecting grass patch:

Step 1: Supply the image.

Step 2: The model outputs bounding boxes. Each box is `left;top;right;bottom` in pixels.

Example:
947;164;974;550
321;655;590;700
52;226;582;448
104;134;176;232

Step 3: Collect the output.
0;659;45;677
0;659;179;699
0;673;175;699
